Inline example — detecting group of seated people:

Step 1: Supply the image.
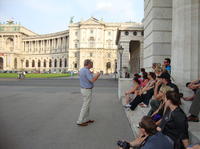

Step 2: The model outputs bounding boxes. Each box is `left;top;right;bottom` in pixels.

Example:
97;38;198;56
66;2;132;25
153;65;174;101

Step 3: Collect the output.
118;58;200;149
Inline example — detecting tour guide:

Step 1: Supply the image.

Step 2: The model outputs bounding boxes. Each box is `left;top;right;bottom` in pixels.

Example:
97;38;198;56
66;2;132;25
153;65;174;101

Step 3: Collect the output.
77;59;100;126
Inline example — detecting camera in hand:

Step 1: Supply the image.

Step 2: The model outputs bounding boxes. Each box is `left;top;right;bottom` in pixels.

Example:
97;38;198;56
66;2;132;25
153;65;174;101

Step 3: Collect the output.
117;140;130;149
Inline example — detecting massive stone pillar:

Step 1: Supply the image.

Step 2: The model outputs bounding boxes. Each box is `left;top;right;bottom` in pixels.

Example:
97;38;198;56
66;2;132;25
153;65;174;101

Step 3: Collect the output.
143;0;172;70
171;0;200;89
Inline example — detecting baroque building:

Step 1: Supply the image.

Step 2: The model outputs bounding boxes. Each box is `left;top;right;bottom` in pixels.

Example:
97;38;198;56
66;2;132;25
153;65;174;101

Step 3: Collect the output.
0;17;140;73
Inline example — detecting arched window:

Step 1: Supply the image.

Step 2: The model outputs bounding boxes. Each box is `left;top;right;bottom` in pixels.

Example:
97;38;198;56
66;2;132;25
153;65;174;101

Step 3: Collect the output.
54;59;57;67
32;60;35;67
26;60;29;68
49;60;52;67
106;62;111;69
44;60;46;67
38;60;41;67
64;58;67;67
6;38;14;51
14;58;17;69
60;59;62;67
0;57;3;69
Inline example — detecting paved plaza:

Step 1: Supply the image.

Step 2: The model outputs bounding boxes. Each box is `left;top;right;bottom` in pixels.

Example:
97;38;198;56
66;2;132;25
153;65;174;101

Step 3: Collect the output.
0;78;132;149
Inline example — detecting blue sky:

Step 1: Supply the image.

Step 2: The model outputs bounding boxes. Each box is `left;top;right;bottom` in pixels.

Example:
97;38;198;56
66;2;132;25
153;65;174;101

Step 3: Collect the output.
0;0;144;34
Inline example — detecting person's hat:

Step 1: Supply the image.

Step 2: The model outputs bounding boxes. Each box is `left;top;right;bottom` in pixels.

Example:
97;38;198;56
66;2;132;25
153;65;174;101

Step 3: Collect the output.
158;72;171;80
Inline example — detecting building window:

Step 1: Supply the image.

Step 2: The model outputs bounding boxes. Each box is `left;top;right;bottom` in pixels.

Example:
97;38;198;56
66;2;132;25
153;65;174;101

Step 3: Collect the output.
38;60;41;67
75;43;78;48
26;60;29;67
60;59;62;67
89;37;95;48
64;58;67;67
108;31;111;36
44;60;46;67
125;31;129;36
49;60;52;67
106;62;111;69
32;60;35;67
141;31;144;36
90;53;93;57
54;59;57;67
74;63;77;68
108;53;111;58
75;31;78;36
133;31;137;36
90;30;93;34
74;52;78;57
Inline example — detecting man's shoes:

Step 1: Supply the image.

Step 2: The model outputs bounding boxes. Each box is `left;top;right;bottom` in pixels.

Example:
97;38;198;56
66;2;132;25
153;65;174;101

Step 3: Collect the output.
187;115;199;122
86;120;95;124
77;122;88;126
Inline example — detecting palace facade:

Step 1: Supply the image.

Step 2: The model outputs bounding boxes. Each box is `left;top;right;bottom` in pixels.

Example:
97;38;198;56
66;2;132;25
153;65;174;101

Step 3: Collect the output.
0;17;142;73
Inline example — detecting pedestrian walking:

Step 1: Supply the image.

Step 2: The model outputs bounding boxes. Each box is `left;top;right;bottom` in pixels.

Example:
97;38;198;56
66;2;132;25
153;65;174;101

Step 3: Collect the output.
77;59;100;126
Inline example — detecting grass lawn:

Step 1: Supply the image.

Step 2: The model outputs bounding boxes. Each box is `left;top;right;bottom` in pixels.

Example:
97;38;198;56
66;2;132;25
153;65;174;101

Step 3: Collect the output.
0;73;73;78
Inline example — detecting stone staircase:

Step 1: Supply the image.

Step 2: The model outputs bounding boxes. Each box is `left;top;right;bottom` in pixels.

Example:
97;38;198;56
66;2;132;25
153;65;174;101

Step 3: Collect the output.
121;97;200;144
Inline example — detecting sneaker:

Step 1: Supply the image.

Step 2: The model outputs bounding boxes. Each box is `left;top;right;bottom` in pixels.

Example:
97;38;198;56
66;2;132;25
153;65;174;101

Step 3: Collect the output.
187;115;199;122
124;104;131;108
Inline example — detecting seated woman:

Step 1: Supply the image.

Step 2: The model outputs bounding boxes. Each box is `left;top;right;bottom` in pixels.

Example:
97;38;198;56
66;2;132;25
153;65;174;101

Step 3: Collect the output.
158;91;189;149
128;72;156;110
124;76;141;108
117;116;174;149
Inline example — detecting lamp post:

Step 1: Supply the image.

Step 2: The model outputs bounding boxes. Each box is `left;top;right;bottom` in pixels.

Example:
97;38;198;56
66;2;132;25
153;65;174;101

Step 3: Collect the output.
118;45;124;78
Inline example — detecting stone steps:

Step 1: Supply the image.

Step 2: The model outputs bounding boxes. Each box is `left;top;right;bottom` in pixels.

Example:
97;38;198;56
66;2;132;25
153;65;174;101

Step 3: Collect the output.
121;97;200;144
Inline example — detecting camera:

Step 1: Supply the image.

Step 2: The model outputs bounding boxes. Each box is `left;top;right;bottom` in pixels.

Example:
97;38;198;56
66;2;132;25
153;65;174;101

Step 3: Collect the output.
117;140;130;149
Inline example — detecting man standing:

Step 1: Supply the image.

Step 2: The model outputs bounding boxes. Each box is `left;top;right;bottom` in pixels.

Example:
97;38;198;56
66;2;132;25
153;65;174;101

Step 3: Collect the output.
77;59;100;126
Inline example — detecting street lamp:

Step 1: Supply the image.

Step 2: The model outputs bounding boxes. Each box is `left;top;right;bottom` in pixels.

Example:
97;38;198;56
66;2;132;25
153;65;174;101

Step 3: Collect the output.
118;45;124;78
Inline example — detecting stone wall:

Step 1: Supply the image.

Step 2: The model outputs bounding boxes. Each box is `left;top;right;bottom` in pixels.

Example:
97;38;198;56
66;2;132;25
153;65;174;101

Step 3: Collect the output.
144;0;172;70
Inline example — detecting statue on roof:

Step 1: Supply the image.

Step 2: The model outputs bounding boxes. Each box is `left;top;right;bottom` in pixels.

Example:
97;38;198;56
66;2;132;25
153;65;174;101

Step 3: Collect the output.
70;16;74;24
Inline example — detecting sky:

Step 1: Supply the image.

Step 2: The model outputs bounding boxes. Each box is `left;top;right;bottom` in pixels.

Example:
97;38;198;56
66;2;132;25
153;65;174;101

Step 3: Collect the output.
0;0;144;34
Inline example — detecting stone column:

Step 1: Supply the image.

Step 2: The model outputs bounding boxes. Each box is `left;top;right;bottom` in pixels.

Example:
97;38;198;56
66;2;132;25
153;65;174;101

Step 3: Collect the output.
143;0;172;70
171;0;200;89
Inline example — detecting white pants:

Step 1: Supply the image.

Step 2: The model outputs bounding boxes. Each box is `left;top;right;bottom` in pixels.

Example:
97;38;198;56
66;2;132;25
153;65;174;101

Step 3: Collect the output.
77;88;92;124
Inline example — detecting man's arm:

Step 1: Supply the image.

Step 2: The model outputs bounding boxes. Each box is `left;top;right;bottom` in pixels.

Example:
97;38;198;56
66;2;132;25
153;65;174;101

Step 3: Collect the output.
90;73;100;83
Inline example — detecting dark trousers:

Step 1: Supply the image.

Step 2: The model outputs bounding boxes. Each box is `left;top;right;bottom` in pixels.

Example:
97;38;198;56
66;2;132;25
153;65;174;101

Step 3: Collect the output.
189;88;200;117
147;99;161;116
130;89;154;111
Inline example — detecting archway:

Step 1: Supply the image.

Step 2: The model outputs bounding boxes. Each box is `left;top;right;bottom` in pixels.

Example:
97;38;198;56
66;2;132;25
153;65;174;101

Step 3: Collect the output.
0;57;3;69
129;41;140;74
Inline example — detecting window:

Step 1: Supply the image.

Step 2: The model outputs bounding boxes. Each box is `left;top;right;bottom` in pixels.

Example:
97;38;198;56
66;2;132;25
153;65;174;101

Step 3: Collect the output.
54;59;57;67
74;63;77;68
89;37;95;48
125;31;129;35
108;53;111;58
32;60;35;67
74;52;78;57
38;60;41;67
133;31;137;36
90;30;93;34
49;60;52;67
60;59;62;67
64;58;67;67
25;60;29;67
108;31;111;36
106;62;111;69
141;31;144;36
75;31;78;36
44;60;46;67
90;53;93;57
75;43;78;48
